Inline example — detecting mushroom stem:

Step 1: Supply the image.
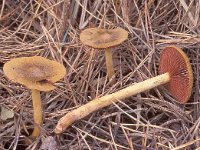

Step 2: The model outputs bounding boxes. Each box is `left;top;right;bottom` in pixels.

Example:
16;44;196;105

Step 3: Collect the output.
54;72;170;133
105;48;115;80
31;89;42;138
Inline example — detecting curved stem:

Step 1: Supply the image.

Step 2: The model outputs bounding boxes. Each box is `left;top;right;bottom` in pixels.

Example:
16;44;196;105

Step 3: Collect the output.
55;73;170;133
105;48;115;80
31;89;42;138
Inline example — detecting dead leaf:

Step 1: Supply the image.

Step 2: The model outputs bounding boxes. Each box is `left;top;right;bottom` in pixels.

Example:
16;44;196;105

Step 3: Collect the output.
0;106;14;121
39;136;59;150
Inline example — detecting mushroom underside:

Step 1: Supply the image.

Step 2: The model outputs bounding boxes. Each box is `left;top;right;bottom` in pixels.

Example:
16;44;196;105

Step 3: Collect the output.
159;46;193;103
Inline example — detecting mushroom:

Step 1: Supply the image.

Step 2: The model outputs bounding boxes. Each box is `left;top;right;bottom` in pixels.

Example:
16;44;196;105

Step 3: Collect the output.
80;27;128;80
54;46;193;133
3;56;66;138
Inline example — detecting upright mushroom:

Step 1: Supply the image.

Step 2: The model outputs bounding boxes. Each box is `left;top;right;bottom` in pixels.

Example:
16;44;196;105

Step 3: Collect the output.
80;27;128;80
54;46;193;133
3;56;66;138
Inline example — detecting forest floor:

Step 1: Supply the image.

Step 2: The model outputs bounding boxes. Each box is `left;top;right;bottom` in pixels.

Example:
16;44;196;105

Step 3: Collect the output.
0;0;200;150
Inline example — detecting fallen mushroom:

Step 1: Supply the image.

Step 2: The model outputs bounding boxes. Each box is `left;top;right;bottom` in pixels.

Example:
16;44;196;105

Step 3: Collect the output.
54;46;193;133
80;27;128;80
3;56;66;138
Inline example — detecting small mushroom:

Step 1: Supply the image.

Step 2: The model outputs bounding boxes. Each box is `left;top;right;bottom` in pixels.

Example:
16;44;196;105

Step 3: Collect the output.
80;27;128;80
3;56;66;138
54;46;193;133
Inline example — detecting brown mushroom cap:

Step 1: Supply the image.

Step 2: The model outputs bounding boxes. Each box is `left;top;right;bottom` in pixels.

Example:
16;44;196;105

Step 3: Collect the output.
159;46;193;103
80;27;128;49
3;56;66;91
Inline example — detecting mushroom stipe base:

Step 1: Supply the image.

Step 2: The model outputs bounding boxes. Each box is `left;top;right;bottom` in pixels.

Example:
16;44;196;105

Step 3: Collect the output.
54;73;170;133
31;89;42;138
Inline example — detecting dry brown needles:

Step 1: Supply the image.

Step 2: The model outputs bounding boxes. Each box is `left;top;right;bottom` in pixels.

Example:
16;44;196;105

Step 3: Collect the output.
0;0;200;150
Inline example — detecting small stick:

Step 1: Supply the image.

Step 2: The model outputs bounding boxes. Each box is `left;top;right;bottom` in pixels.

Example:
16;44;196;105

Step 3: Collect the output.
54;73;170;133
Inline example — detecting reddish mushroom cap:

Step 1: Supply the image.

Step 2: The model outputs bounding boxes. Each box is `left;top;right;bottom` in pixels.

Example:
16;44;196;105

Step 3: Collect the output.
159;46;193;103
